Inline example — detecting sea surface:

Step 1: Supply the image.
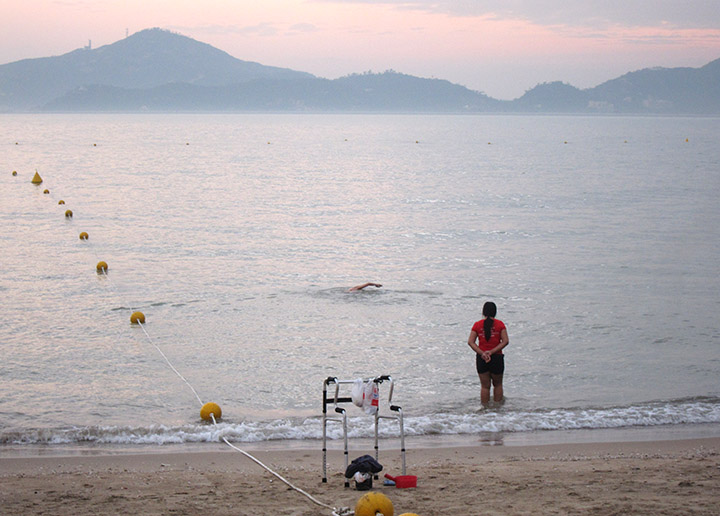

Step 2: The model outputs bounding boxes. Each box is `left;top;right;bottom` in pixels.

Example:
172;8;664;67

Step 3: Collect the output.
1;113;719;450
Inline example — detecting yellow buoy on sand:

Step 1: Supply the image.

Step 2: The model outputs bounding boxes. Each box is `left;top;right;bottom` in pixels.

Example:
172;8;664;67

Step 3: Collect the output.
31;171;43;184
355;492;394;516
79;232;89;240
43;189;50;194
200;402;222;421
130;311;145;324
65;209;73;218
12;170;17;176
398;513;420;516
96;260;108;272
58;200;65;205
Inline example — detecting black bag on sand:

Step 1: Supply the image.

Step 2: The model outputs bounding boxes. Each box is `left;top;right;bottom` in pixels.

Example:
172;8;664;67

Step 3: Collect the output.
344;455;383;490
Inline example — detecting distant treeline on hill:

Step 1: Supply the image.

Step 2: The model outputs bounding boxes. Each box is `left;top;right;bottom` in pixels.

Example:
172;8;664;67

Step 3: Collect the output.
1;28;718;113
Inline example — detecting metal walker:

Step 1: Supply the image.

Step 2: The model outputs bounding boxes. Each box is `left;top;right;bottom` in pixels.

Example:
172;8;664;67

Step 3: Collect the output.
322;375;406;486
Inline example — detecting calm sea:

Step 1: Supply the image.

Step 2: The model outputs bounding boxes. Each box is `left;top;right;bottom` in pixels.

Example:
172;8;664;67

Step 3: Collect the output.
1;113;719;448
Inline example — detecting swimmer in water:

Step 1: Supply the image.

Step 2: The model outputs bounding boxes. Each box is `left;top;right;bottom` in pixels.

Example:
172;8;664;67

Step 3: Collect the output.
348;282;382;292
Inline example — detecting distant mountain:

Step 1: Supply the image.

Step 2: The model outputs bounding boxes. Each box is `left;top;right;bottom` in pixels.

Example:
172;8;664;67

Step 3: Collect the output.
41;70;499;112
0;28;313;110
1;28;718;113
511;81;589;112
516;58;720;114
329;71;498;111
583;58;720;113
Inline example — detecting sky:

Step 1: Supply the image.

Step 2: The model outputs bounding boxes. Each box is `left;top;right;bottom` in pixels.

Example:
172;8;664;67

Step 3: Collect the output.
2;0;720;99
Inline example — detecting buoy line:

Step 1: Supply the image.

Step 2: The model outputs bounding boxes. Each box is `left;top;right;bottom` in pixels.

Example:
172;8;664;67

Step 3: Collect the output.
29;173;205;407
23;169;354;516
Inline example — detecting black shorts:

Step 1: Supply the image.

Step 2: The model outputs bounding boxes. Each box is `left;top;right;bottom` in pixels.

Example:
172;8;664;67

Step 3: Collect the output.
476;354;504;375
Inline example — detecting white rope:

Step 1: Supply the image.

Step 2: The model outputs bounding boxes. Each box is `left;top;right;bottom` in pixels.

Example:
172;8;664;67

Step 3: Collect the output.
211;414;351;515
136;319;204;405
220;438;351;516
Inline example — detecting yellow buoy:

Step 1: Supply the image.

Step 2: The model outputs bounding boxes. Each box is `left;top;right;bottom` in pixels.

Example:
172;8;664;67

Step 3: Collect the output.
12;170;17;176
79;231;89;240
130;311;145;324
355;492;394;516
398;514;420;516
58;200;65;205
31;171;43;184
96;260;108;273
200;402;222;421
65;209;73;218
43;189;50;194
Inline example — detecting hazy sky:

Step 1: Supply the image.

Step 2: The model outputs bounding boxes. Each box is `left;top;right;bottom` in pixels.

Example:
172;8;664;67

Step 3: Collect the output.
2;0;720;99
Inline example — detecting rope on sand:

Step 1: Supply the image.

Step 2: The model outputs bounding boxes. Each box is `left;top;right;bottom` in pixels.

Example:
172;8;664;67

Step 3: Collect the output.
213;415;353;516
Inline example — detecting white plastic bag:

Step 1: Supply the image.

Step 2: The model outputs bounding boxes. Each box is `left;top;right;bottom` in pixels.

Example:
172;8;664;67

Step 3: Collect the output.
351;379;365;407
362;380;379;415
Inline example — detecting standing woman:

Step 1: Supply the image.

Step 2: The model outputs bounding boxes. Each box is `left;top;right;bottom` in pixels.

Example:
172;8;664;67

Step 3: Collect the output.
467;301;509;405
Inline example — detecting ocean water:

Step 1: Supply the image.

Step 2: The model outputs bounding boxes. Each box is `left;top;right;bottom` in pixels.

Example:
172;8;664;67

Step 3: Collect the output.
1;113;719;448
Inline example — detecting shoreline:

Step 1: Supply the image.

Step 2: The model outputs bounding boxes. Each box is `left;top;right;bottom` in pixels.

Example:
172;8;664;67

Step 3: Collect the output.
1;433;718;515
2;421;719;459
2;436;719;472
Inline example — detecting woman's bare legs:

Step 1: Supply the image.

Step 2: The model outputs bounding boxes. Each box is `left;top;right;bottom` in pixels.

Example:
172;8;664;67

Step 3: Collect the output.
478;372;491;405
491;373;504;403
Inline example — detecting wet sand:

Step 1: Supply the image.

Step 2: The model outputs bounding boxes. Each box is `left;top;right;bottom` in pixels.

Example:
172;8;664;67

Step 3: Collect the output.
1;437;718;515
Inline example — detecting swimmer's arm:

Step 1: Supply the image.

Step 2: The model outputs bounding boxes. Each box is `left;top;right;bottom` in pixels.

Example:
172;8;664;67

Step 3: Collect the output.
348;282;382;291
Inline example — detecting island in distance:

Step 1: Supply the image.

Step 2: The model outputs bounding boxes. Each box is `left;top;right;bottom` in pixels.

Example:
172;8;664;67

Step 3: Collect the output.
0;28;718;114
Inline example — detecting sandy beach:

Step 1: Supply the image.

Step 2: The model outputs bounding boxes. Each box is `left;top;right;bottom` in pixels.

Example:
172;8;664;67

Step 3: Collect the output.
1;436;718;515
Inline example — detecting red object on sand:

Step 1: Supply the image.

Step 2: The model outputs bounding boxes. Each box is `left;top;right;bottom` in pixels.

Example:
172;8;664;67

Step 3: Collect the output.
384;473;417;488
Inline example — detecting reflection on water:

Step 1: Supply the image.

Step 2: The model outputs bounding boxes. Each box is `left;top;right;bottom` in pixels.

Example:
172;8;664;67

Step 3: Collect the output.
478;432;505;446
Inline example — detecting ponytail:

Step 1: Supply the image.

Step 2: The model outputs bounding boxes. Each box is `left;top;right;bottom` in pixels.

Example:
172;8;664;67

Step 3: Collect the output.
483;318;493;341
482;301;497;341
